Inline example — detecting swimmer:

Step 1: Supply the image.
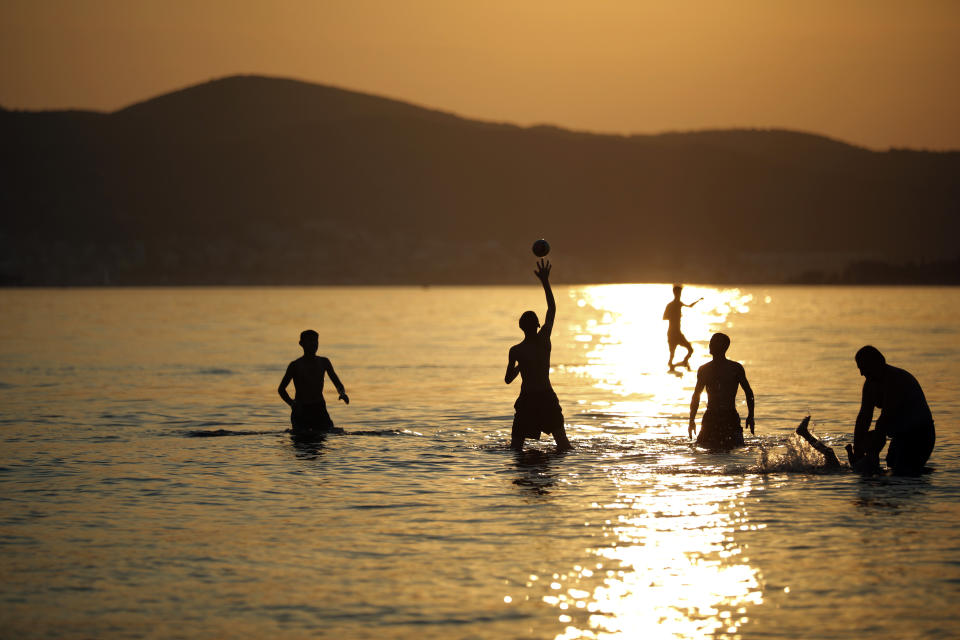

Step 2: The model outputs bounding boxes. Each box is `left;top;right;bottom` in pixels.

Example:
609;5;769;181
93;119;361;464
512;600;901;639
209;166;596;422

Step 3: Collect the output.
795;415;883;474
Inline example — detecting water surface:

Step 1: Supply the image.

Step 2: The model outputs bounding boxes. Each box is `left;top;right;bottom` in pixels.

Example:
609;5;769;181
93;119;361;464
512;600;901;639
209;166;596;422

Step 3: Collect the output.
1;286;958;639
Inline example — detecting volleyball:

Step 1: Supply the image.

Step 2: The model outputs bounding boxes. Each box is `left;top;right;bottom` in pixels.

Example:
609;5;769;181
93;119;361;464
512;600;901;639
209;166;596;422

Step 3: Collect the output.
532;239;550;257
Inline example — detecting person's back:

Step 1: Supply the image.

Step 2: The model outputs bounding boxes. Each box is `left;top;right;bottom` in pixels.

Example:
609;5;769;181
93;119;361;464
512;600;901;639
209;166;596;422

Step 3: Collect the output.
699;358;745;413
286;354;333;404
511;333;552;393
871;365;933;436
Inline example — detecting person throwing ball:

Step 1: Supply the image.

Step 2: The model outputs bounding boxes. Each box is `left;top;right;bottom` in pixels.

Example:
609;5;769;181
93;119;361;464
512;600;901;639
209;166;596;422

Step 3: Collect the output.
505;259;572;452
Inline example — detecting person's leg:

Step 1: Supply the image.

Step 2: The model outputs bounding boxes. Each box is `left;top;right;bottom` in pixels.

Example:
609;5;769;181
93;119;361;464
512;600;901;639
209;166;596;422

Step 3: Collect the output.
547;405;572;451
795;416;840;467
510;417;525;451
679;336;693;368
888;428;935;475
667;342;678;369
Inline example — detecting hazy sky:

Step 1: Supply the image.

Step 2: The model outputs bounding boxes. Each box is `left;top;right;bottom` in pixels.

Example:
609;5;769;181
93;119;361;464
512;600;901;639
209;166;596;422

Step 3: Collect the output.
2;0;958;149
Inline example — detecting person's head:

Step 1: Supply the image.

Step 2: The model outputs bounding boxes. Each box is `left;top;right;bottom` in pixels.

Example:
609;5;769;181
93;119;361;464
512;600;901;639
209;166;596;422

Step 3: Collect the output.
519;310;540;337
299;329;319;355
855;345;886;379
709;332;731;357
673;284;682;299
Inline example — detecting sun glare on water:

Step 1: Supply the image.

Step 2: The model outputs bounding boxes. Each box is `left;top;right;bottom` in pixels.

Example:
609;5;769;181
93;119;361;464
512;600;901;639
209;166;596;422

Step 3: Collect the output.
563;284;753;436
546;284;762;638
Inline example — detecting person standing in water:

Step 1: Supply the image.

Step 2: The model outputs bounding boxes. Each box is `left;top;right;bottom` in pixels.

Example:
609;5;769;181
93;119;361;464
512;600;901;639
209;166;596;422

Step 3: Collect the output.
854;345;935;475
278;329;349;434
505;259;572;452
689;332;755;449
663;285;701;371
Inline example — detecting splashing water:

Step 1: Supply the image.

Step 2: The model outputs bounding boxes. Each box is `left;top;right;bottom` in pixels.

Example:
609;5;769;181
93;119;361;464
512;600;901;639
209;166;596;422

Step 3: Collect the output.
754;435;841;473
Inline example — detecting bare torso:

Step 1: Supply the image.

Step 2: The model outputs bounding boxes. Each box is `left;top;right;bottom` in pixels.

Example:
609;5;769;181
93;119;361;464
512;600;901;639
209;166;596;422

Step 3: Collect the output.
287;355;331;404
510;333;552;393
698;358;746;412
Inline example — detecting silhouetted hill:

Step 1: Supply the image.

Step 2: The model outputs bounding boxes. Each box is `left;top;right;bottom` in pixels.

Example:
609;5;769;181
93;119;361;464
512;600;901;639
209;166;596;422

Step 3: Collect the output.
2;75;959;285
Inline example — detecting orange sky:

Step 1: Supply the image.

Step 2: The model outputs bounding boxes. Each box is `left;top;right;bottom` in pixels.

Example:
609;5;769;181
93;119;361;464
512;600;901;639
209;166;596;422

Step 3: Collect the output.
2;0;958;149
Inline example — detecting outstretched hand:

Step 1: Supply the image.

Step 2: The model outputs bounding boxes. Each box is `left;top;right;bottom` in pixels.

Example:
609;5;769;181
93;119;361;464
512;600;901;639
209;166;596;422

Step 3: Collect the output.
339;392;350;405
534;258;551;283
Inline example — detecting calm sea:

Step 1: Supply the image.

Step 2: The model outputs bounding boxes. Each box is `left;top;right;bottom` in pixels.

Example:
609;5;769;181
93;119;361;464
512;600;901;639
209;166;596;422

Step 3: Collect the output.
1;286;958;639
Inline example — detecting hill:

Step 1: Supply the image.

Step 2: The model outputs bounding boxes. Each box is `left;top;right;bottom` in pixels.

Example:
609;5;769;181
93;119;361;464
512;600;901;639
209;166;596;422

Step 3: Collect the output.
2;75;958;285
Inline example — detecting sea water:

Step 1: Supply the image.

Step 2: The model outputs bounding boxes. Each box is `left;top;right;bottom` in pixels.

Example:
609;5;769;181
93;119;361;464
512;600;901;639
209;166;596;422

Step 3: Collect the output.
0;285;958;639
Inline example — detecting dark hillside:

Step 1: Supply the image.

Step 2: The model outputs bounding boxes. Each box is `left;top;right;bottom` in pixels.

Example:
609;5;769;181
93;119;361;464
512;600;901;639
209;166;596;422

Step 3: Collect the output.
2;75;958;285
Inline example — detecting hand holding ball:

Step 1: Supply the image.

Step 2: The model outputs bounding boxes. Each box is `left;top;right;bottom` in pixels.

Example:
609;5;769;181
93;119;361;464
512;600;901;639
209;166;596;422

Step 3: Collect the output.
532;239;550;257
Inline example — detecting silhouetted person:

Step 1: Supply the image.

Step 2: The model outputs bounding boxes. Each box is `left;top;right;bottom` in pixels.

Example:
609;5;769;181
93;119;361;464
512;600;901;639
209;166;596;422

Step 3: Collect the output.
663;285;701;371
854;346;935;475
689;332;754;449
795;416;882;473
505;259;572;452
278;330;349;434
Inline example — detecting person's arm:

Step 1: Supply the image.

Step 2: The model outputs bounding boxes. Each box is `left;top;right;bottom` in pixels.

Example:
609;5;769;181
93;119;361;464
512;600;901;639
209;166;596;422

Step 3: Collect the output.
505;347;520;384
854;382;875;449
278;364;295;408
684;297;704;308
325;359;349;404
739;365;755;435
535;259;555;338
689;374;705;439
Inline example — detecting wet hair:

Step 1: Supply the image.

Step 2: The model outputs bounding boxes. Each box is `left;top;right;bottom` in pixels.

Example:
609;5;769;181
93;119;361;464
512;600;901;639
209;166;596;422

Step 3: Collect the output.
709;332;730;355
299;329;319;343
519;310;540;333
855;345;885;369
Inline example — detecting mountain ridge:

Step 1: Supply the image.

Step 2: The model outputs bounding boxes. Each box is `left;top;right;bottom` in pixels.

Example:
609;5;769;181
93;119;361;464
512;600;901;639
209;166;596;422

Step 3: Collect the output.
2;74;958;285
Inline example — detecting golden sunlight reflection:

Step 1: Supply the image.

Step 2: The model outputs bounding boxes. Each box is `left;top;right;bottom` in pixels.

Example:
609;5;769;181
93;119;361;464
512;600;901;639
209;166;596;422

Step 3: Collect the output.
549;475;763;640
544;286;762;637
565;285;753;435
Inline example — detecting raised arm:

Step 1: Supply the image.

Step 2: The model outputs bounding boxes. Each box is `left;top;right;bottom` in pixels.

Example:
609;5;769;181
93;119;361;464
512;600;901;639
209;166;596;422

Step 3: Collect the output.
535;259;556;337
685;297;704;308
278;364;295;407
688;374;705;439
739;365;755;435
325;359;349;404
505;346;520;385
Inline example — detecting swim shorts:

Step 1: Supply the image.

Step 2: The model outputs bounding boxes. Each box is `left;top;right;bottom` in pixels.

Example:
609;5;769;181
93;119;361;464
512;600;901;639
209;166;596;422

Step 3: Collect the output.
696;408;744;450
668;329;691;350
512;389;564;441
291;402;335;433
